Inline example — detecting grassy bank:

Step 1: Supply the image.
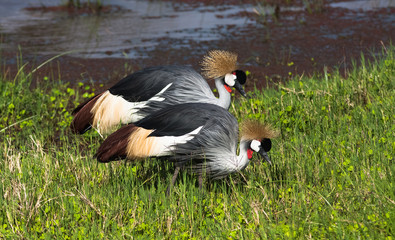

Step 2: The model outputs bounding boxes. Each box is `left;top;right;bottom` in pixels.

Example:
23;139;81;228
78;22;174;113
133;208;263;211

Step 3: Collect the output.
0;47;394;239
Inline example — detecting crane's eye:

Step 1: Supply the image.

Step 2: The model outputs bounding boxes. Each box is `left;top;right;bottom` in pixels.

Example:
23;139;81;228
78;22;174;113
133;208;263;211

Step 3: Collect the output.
250;139;261;152
224;73;236;86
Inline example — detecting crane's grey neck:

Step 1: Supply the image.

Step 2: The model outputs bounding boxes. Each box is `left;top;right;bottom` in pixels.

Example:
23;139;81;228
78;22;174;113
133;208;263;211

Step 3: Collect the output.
236;140;250;171
214;77;231;109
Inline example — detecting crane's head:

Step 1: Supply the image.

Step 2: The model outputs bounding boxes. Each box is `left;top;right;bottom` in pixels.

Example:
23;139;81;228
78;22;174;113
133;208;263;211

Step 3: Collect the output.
224;70;247;97
241;120;279;164
248;138;272;164
201;50;248;97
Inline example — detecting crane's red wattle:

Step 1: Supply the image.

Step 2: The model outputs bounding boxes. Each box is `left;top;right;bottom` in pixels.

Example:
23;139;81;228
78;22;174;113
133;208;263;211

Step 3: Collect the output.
224;84;232;93
247;149;253;159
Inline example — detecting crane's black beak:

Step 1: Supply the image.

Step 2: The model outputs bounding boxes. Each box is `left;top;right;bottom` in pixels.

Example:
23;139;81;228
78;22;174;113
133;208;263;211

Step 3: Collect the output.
234;81;247;98
258;148;272;165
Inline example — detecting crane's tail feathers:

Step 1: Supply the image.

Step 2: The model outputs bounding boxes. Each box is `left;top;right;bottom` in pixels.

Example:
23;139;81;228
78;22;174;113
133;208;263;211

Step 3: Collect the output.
95;124;138;163
70;92;104;134
72;93;100;115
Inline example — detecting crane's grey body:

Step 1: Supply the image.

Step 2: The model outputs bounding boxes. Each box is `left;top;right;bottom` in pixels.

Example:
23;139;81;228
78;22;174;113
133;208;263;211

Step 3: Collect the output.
133;103;250;179
71;49;247;135
169;119;249;179
127;66;231;118
95;103;276;193
71;65;234;135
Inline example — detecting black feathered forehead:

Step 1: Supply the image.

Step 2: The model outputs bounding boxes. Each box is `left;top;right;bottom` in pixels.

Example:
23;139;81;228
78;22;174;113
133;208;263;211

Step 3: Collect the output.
234;70;247;85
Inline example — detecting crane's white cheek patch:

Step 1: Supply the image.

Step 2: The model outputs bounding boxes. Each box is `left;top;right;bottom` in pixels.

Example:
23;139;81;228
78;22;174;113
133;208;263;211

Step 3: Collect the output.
126;126;203;158
250;140;261;153
224;73;236;87
90;83;173;134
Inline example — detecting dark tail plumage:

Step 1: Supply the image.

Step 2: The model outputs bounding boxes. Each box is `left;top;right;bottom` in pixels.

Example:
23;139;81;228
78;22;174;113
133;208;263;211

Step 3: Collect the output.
71;92;104;134
95;124;137;163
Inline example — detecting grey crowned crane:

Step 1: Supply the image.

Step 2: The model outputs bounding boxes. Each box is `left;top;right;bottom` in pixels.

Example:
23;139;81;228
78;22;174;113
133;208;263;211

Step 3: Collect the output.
95;103;278;192
71;50;248;135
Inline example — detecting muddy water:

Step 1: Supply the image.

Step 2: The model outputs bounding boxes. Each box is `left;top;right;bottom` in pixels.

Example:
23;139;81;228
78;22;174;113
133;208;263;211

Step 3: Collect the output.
0;0;256;58
0;0;394;88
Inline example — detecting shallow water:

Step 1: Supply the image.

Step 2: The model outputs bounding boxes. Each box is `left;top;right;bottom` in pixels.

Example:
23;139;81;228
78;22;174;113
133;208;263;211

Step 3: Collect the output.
1;0;394;59
0;0;255;58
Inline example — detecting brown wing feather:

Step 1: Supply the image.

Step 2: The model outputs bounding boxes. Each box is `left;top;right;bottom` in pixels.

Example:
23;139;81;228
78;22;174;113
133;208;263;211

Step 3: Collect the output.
96;124;138;162
70;92;104;134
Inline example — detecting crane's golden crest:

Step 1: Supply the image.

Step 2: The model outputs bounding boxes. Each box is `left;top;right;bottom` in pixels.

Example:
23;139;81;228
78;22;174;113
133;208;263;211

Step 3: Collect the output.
240;119;279;140
201;50;238;79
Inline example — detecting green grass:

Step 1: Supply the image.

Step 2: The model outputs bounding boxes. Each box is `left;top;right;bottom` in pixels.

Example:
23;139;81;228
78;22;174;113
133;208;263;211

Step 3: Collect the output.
0;47;394;239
